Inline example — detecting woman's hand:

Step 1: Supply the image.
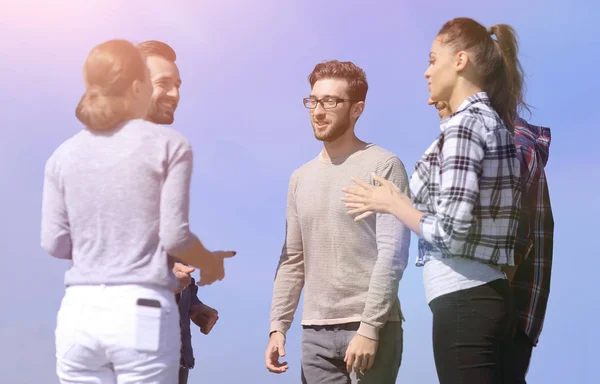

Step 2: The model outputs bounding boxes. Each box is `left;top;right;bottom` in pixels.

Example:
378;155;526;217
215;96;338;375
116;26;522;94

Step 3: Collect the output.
342;174;408;221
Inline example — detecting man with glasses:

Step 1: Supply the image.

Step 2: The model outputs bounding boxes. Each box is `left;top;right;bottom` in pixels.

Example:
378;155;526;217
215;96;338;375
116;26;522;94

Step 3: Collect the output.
265;60;410;383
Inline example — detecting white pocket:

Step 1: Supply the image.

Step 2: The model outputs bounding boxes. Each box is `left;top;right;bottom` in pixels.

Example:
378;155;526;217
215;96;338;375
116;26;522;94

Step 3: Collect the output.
118;299;164;353
133;303;163;352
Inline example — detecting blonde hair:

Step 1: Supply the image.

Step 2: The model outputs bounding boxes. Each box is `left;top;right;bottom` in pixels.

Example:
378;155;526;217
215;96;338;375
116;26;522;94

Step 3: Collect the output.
75;39;147;131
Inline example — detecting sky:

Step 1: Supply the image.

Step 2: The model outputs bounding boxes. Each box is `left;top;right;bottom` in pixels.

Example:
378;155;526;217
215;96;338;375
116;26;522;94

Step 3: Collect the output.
0;0;597;383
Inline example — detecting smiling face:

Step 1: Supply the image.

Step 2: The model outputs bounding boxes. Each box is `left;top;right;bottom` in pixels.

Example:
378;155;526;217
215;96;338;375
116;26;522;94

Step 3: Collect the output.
424;36;460;104
145;55;181;125
308;78;363;142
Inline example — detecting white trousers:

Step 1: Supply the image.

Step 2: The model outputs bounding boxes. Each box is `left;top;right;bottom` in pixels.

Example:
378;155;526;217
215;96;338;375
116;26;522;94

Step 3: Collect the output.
55;284;181;384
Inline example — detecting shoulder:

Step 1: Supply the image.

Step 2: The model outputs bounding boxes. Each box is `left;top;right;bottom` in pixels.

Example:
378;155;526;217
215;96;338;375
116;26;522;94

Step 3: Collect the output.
444;103;507;143
290;155;320;182
513;118;538;150
363;144;406;169
138;120;192;151
44;130;87;174
364;146;409;188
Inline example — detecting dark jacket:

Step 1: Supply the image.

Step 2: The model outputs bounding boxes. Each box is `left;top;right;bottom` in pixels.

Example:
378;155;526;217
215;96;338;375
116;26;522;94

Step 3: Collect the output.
176;277;202;369
512;117;554;346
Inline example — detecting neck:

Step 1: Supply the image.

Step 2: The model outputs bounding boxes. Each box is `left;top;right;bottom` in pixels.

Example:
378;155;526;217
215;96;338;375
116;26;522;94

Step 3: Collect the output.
321;128;366;160
448;81;483;115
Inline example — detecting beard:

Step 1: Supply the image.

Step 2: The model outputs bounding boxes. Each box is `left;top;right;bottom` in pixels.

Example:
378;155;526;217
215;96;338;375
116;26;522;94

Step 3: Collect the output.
146;95;178;125
312;112;351;142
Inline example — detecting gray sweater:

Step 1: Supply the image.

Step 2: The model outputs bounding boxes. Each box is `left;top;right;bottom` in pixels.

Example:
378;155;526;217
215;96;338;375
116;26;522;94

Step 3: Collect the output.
41;119;195;291
269;144;411;340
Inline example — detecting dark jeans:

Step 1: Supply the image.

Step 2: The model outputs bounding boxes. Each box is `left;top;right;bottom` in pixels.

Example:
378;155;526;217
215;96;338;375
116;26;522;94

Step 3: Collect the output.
500;329;534;384
429;279;515;384
179;366;189;384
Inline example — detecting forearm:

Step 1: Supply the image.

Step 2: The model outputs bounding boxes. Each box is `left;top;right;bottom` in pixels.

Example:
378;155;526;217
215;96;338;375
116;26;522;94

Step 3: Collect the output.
388;196;424;236
41;231;72;259
172;233;212;269
359;214;410;340
41;159;73;259
271;173;304;336
269;258;304;336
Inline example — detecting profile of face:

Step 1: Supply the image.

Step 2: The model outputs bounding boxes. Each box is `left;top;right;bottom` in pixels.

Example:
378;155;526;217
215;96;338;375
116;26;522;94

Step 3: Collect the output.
145;55;182;125
306;78;363;142
424;36;463;104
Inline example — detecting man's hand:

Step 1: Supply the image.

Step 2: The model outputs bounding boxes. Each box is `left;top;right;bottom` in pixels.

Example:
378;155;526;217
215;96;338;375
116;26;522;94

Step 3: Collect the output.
344;333;378;373
265;331;288;374
173;262;195;294
196;251;237;287
190;303;219;335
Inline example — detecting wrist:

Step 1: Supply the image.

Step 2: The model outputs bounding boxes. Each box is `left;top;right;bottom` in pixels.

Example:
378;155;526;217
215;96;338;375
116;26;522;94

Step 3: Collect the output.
389;195;406;219
269;321;289;337
269;330;285;339
357;322;380;341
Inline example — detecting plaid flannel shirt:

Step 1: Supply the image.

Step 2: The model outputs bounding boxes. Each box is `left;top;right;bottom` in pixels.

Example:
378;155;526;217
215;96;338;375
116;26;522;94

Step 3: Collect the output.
411;92;522;266
512;117;554;346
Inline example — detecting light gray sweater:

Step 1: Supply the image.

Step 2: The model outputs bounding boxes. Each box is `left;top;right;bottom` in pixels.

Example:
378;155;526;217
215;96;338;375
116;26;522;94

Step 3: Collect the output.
269;144;411;340
41;119;195;291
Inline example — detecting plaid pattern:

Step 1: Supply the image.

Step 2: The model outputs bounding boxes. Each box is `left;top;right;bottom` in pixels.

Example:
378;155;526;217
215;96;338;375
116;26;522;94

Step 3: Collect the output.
411;92;522;266
511;117;554;346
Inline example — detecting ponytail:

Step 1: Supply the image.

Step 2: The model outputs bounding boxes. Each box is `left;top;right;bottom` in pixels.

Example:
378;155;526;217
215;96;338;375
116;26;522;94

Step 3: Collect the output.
76;39;148;131
75;87;131;131
486;24;529;130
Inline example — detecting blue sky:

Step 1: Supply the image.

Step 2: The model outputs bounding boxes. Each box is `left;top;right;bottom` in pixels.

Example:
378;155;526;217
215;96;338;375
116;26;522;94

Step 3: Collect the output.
0;0;597;383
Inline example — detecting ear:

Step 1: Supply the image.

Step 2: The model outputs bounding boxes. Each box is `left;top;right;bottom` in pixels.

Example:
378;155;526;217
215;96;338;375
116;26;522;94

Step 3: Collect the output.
131;79;142;99
353;101;365;119
455;51;469;72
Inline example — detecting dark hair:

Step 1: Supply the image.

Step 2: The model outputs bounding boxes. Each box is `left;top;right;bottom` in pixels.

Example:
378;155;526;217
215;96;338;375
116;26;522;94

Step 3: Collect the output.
308;60;368;102
137;40;177;62
438;18;529;130
75;39;147;131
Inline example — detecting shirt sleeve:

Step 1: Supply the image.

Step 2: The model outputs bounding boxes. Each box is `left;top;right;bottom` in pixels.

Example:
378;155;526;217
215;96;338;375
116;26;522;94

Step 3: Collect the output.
358;157;411;340
159;139;196;257
529;168;554;264
419;115;485;256
269;172;304;336
41;155;72;259
514;144;537;265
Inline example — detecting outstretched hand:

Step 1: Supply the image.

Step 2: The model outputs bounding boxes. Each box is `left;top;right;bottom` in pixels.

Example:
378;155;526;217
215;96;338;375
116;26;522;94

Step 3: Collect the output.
342;174;405;221
197;250;237;286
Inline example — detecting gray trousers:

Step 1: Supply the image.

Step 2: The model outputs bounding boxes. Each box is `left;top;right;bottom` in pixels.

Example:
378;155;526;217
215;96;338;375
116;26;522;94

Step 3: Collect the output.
301;321;403;384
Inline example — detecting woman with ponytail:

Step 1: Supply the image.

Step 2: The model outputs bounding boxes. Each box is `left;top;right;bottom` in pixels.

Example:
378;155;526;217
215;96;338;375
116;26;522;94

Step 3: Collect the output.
343;18;524;383
42;39;234;383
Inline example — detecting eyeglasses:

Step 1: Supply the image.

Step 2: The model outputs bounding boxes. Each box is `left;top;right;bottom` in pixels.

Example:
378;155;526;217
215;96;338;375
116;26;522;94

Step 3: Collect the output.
302;97;354;109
